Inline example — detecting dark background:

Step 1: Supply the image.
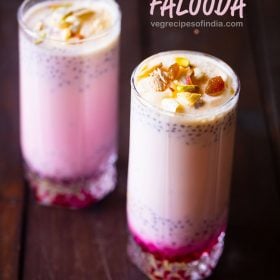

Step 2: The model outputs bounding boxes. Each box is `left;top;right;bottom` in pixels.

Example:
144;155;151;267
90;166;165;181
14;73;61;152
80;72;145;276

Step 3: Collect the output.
0;0;280;279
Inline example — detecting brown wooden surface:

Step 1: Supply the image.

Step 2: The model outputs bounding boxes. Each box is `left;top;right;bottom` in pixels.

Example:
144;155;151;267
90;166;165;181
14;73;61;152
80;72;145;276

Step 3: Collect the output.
0;0;280;279
247;0;280;185
0;1;24;279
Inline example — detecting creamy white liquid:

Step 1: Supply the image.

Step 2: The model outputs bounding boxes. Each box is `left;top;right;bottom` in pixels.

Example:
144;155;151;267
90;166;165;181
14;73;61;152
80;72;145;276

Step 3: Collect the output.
127;51;239;251
19;0;121;179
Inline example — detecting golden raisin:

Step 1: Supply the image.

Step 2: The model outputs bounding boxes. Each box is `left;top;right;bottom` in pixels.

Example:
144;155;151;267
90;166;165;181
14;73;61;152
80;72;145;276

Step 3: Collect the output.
205;76;225;96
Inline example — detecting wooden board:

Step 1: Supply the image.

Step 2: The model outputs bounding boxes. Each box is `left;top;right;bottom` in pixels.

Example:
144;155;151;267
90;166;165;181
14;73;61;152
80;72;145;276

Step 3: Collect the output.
118;0;142;161
0;1;25;279
247;0;280;185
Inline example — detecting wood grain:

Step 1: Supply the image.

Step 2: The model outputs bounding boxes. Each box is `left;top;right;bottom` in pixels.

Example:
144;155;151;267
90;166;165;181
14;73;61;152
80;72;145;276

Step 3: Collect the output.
118;0;142;161
0;1;25;279
247;0;280;189
22;163;145;280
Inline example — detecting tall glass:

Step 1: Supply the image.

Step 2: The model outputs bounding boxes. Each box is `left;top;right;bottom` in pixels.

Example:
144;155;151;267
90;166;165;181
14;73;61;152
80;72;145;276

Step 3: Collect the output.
18;0;121;208
127;51;240;279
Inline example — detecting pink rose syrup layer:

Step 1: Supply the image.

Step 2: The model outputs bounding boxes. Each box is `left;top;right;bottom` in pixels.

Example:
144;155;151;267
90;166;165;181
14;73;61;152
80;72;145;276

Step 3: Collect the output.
128;231;225;280
128;222;226;263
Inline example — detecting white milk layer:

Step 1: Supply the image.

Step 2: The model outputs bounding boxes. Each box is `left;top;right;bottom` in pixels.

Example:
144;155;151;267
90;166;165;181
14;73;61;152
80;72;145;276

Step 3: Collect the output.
128;51;239;250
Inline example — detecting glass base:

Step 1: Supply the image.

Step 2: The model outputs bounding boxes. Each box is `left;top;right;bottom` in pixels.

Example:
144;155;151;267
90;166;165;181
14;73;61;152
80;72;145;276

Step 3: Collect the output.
25;164;117;209
128;232;225;280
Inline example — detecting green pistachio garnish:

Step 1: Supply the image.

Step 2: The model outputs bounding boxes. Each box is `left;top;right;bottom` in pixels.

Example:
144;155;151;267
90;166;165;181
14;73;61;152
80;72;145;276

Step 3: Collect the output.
34;31;46;45
176;84;199;93
177;92;202;106
175;57;190;68
137;63;163;80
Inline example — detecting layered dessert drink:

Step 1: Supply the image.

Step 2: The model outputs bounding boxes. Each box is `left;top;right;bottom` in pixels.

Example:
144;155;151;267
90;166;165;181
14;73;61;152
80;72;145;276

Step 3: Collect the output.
127;51;239;279
18;0;121;208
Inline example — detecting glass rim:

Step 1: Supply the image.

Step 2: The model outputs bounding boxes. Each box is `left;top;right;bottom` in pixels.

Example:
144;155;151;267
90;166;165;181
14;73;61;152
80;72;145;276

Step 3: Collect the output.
131;50;240;119
17;0;121;45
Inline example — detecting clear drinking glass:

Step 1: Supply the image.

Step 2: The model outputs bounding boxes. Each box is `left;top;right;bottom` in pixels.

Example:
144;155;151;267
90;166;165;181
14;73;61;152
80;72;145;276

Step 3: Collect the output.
127;51;240;279
18;0;121;208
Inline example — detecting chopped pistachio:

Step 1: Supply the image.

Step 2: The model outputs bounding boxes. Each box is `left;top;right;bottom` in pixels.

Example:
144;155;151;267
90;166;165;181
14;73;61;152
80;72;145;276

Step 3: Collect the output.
177;92;202;107
137;63;163;80
176;84;199;93
34;31;46;45
161;98;184;113
175;57;190;67
34;38;43;45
